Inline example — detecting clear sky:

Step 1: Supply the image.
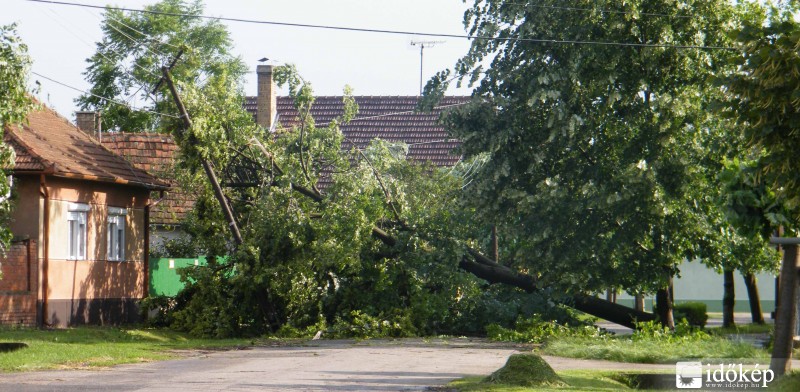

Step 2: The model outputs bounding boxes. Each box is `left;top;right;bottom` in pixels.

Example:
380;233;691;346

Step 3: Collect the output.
1;0;474;120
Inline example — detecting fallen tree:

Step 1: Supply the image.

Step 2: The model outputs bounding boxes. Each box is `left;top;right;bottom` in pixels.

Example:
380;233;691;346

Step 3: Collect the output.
248;138;658;330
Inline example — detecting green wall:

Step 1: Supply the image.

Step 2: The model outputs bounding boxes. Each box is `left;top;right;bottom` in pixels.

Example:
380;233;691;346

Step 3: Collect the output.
149;257;208;297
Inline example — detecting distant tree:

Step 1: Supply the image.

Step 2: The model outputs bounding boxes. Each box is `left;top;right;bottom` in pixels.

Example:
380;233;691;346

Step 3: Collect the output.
429;0;736;328
77;0;246;133
0;24;33;255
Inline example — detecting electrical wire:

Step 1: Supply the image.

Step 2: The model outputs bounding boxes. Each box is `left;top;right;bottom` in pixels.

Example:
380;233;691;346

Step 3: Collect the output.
24;0;733;50
31;71;181;119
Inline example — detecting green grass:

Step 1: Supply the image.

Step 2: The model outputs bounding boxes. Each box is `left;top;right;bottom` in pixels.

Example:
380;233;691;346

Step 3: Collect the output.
769;372;800;391
540;335;767;364
0;326;261;372
448;370;630;391
708;322;774;335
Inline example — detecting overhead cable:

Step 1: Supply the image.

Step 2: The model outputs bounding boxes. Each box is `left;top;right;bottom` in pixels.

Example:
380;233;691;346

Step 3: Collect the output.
31;71;181;119
24;0;733;50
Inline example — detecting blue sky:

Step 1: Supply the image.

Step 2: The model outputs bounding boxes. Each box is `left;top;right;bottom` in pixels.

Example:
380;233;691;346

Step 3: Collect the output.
2;0;474;119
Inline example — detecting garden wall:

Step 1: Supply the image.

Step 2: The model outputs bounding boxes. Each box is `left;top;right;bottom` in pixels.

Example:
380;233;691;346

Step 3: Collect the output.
0;239;38;326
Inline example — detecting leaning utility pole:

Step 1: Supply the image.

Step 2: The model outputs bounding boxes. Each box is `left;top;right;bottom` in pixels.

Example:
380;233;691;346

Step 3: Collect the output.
410;40;444;95
158;64;243;246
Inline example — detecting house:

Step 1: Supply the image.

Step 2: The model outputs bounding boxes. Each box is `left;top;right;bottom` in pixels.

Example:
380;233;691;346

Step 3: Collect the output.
0;103;169;327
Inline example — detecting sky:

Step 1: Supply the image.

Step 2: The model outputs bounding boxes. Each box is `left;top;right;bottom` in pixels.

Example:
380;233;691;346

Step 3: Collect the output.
1;0;475;120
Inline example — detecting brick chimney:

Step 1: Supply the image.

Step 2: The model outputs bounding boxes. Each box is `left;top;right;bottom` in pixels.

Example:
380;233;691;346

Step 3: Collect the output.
256;65;276;130
75;111;102;140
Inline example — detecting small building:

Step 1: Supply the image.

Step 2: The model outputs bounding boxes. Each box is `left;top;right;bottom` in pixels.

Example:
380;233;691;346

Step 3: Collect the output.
1;103;168;327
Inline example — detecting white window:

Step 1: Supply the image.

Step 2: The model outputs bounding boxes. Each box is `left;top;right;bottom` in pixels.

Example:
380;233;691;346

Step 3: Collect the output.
107;207;127;261
68;203;89;260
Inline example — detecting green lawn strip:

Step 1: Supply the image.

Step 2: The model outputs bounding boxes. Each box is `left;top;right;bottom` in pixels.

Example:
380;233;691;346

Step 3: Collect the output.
769;371;800;391
539;335;767;364
708;323;774;336
447;370;632;391
0;327;258;372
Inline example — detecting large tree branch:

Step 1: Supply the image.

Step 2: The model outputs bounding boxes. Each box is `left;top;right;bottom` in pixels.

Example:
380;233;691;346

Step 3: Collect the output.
249;139;656;329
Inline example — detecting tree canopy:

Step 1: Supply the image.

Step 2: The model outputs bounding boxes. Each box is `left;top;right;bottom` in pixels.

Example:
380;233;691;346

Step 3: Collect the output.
0;23;33;253
77;0;246;133
430;0;738;297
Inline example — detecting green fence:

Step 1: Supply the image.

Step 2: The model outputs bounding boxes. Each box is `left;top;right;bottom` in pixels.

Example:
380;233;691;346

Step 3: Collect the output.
149;257;209;297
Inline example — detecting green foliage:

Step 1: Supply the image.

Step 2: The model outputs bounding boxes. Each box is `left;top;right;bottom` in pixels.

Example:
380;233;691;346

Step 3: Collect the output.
673;302;709;328
485;353;565;388
149;235;203;258
434;0;739;298
0;24;33;256
719;2;800;224
486;314;604;344
165;65;527;338
632;319;710;343
138;295;176;327
77;0;246;133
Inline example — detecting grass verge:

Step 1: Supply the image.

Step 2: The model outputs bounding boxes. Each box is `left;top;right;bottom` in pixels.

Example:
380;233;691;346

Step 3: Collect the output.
447;370;631;391
540;335;767;364
0;326;264;372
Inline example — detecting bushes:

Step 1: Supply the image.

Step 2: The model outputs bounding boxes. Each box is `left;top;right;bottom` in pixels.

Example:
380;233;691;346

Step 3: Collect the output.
673;302;708;328
486;313;604;344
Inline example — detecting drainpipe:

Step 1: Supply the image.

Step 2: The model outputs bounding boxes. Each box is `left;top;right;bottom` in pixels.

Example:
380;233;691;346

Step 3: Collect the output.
39;174;50;327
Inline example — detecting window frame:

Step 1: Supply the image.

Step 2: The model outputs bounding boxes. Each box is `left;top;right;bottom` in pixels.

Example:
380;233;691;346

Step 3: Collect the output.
107;206;127;262
67;203;89;261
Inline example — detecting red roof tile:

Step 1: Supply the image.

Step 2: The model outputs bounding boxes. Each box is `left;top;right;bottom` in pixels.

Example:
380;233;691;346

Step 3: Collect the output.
103;96;469;226
245;95;470;167
3;104;169;190
101;133;190;226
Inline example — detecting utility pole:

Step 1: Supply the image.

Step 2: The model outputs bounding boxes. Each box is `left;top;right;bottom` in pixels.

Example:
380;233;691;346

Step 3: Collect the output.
410;40;444;95
157;60;243;246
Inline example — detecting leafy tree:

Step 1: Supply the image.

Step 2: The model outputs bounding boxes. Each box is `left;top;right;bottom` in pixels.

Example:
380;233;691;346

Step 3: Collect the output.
0;24;33;255
429;0;736;327
717;1;800;375
77;0;246;133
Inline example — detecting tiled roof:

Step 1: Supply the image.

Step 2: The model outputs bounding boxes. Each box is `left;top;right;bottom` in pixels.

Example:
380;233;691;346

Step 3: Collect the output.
245;96;471;167
3;104;169;191
104;96;469;226
101;133;190;226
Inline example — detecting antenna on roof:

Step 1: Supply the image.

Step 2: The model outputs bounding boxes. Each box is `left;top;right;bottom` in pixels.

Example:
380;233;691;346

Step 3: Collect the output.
410;40;444;96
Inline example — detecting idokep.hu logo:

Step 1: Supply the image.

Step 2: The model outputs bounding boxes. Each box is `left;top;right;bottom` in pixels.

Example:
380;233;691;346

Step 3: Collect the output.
675;361;775;389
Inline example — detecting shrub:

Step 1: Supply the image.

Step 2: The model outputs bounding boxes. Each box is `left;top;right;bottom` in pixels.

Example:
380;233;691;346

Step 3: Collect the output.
486;314;604;343
673;302;708;328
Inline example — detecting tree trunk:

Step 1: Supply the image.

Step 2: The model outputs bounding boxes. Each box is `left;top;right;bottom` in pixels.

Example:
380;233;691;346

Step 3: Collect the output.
656;285;674;330
458;257;656;329
634;294;645;312
770;243;799;376
742;271;765;324
723;268;735;328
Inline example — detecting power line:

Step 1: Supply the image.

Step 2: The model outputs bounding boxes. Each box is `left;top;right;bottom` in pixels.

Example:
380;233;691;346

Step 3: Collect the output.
37;4;161;105
31;71;181;119
24;0;732;50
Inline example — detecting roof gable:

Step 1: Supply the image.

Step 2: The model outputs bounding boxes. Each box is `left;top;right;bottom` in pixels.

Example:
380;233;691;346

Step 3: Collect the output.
3;104;168;190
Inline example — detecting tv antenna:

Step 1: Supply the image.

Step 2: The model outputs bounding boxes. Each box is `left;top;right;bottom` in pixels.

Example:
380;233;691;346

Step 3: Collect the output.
410;40;445;95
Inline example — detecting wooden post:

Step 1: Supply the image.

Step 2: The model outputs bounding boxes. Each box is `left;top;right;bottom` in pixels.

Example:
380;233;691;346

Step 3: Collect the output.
160;66;243;246
769;237;799;376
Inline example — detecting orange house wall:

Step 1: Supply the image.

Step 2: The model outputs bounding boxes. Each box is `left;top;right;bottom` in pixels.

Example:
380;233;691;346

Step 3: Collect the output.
7;175;151;327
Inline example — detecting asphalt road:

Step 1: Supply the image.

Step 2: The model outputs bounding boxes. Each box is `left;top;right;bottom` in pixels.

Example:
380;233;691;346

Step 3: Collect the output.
0;339;526;392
